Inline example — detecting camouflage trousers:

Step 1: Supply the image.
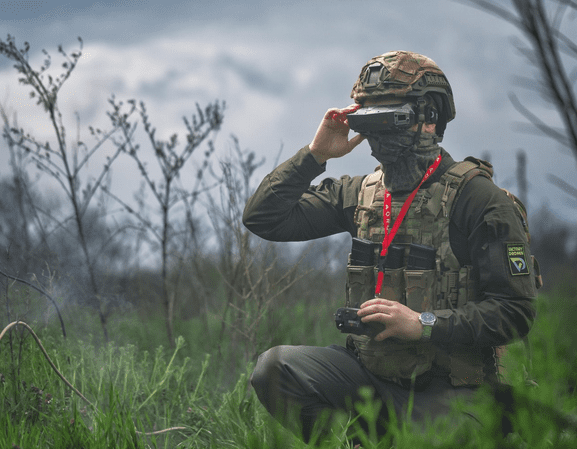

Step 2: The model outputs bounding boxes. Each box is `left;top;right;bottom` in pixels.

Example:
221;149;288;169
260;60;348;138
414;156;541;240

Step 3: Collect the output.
250;344;479;443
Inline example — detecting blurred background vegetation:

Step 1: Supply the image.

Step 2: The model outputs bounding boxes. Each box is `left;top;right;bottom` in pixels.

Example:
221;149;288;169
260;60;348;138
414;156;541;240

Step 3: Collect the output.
1;1;577;445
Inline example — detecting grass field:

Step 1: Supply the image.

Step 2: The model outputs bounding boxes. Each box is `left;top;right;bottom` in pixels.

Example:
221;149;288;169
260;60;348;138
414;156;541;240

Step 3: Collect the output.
1;280;576;448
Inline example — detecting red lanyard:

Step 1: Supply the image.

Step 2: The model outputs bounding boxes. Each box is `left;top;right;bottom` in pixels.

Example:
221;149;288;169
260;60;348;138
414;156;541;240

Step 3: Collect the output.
374;154;442;295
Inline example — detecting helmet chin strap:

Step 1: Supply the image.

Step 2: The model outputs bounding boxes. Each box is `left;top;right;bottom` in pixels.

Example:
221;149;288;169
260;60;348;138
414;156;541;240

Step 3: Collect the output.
412;97;426;150
412;96;440;150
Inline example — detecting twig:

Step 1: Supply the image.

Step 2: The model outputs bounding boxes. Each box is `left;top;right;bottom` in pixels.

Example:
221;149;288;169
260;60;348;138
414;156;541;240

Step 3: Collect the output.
0;322;83;401
0;268;66;338
0;321;187;436
547;173;577;200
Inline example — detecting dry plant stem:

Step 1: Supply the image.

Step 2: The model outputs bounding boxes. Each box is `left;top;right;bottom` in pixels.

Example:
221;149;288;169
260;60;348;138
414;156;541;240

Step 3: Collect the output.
0;321;87;403
463;0;577;165
0;268;66;338
104;98;223;348
0;36;126;341
0;321;187;436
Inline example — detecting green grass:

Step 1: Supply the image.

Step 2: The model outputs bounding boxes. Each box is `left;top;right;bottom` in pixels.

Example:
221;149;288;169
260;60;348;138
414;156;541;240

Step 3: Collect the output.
1;284;576;448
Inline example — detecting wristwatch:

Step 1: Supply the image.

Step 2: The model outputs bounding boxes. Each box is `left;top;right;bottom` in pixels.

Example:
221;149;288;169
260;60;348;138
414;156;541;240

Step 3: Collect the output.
419;312;437;341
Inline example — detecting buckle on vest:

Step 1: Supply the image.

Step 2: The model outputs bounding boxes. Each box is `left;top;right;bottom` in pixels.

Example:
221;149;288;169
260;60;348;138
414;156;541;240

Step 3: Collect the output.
354;205;379;227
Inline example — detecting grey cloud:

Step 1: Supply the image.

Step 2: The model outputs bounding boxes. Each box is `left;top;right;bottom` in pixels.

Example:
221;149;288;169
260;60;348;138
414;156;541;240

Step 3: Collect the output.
0;0;575;223
216;54;290;96
138;69;180;99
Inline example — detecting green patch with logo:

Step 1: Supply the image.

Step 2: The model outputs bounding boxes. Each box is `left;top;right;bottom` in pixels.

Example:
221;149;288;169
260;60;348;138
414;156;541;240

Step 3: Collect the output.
507;243;529;276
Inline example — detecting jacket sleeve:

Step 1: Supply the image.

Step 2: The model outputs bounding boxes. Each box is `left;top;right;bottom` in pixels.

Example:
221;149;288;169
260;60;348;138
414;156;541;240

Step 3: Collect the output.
242;145;363;241
432;176;538;347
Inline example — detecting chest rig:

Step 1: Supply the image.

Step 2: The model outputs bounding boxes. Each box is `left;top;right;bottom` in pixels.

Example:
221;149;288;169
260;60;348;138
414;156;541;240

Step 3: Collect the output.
346;158;493;386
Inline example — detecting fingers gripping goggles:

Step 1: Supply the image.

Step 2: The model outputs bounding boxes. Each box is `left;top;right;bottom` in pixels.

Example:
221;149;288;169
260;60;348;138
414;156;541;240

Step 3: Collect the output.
347;100;438;134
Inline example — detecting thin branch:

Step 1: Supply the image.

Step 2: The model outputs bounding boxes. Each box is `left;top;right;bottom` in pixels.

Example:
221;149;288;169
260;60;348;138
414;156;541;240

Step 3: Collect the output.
74;123;124;174
77;145;124;219
0;268;66;338
455;0;523;27
547;173;577;199
509;91;572;148
100;186;162;242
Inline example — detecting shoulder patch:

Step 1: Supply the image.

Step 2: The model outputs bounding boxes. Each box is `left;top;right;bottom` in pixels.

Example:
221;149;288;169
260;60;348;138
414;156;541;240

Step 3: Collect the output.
507;243;530;276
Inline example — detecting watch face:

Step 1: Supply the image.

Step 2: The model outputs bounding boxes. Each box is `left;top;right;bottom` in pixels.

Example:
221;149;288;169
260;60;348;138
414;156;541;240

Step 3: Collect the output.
420;312;436;325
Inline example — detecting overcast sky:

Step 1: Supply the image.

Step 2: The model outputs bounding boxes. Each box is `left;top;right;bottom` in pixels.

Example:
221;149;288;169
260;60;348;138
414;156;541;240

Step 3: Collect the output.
1;0;576;229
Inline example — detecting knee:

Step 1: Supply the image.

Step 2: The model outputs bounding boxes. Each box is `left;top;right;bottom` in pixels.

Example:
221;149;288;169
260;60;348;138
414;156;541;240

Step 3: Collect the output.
250;345;287;395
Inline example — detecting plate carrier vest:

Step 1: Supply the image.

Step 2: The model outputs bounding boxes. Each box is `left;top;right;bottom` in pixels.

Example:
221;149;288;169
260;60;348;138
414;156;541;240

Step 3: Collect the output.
346;157;539;387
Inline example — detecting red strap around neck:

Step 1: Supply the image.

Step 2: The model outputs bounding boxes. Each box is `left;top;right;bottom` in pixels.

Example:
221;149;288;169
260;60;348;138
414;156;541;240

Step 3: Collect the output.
374;154;442;295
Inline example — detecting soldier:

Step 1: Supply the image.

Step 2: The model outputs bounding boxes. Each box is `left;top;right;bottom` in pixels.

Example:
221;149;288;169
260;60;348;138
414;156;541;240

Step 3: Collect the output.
243;51;540;443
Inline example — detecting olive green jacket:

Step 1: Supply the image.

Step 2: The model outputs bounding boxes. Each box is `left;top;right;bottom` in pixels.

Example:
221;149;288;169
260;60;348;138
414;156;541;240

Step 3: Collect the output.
243;145;537;375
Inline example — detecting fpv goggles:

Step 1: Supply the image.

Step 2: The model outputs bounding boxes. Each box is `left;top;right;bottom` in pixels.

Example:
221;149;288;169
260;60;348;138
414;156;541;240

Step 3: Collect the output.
347;102;438;134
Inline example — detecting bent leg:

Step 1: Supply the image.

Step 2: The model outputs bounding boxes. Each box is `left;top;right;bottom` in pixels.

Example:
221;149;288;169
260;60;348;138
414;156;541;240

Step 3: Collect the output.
251;344;379;441
251;344;481;442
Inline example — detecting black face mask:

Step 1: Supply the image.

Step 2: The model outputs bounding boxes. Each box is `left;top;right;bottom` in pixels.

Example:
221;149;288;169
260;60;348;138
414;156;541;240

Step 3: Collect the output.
365;130;417;165
364;130;441;193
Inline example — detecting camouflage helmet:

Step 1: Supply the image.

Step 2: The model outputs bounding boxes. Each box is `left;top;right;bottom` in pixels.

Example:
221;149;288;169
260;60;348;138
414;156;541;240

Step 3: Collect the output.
351;51;456;137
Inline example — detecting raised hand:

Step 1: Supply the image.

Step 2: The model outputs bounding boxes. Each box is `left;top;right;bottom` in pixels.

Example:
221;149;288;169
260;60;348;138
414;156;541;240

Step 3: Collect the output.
309;104;365;164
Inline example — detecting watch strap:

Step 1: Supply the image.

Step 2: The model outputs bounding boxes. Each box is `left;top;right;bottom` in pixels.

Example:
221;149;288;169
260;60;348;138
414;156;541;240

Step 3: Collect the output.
421;324;433;341
419;312;436;341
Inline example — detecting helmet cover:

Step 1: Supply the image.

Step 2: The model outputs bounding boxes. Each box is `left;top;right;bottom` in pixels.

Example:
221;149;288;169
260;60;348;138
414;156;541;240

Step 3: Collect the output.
350;51;456;129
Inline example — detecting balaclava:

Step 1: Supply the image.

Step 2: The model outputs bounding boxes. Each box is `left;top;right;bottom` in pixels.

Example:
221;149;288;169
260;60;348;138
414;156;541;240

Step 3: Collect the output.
365;96;442;193
367;130;441;193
